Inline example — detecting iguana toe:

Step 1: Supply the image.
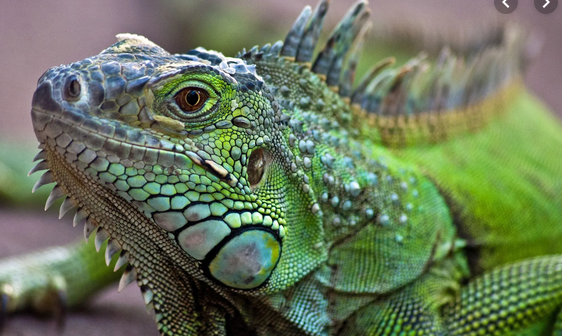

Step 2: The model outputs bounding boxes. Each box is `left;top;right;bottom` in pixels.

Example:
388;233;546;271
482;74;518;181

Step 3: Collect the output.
0;288;9;333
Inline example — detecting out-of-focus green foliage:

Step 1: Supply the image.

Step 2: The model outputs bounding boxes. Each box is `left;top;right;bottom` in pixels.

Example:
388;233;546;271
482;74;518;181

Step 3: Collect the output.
0;139;50;206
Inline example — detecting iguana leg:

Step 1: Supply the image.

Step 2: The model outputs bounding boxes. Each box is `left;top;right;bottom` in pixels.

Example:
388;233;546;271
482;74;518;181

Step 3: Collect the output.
0;238;119;328
336;269;452;335
442;255;562;336
337;256;562;336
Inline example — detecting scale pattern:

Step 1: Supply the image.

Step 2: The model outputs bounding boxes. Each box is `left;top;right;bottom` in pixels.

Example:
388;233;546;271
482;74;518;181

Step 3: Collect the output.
1;0;562;335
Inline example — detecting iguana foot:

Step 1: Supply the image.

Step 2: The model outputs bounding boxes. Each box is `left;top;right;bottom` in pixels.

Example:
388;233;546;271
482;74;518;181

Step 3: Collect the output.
0;267;68;332
0;237;122;333
0;290;8;332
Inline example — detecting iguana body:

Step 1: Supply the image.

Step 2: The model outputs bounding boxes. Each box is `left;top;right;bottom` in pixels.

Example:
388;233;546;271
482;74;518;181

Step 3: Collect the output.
2;1;562;335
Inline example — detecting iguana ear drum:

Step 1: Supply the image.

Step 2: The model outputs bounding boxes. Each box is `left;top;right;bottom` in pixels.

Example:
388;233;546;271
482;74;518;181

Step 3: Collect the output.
206;229;281;289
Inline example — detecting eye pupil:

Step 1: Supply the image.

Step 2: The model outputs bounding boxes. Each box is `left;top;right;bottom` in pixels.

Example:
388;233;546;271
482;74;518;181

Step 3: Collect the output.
64;76;81;100
186;90;200;106
175;87;209;112
69;80;80;96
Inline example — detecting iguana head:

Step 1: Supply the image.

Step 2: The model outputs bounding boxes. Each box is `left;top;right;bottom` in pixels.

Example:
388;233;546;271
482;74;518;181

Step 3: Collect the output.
31;33;325;292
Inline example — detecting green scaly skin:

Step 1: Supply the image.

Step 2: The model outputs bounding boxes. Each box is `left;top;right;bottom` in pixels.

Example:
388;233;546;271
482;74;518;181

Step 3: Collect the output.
2;1;562;335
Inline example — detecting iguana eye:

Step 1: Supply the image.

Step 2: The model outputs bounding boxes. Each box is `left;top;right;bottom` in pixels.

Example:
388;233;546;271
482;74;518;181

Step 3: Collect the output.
64;75;81;100
175;87;209;112
248;148;266;187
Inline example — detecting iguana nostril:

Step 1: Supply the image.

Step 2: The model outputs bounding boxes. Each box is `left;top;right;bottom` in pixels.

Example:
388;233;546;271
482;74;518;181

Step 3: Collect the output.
64;75;81;100
31;81;61;113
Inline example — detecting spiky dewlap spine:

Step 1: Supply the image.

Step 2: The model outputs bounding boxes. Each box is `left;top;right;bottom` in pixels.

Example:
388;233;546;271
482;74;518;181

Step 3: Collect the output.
442;255;562;335
37;144;213;335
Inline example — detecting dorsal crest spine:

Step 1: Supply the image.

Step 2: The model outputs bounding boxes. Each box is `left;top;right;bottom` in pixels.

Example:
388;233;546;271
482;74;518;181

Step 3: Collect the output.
238;0;527;147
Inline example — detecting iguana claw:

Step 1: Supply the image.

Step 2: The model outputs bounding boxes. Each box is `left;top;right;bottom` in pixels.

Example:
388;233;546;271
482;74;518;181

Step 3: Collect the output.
54;289;67;331
0;289;9;333
0;281;68;334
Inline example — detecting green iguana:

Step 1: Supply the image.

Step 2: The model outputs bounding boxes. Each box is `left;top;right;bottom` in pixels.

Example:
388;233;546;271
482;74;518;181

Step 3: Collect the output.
2;0;562;335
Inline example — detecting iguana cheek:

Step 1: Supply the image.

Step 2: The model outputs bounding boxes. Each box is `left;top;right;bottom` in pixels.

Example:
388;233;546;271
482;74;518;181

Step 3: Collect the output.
208;229;281;289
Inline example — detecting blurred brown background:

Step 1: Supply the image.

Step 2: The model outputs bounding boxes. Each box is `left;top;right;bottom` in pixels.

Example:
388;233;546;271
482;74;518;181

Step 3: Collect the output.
0;0;561;335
